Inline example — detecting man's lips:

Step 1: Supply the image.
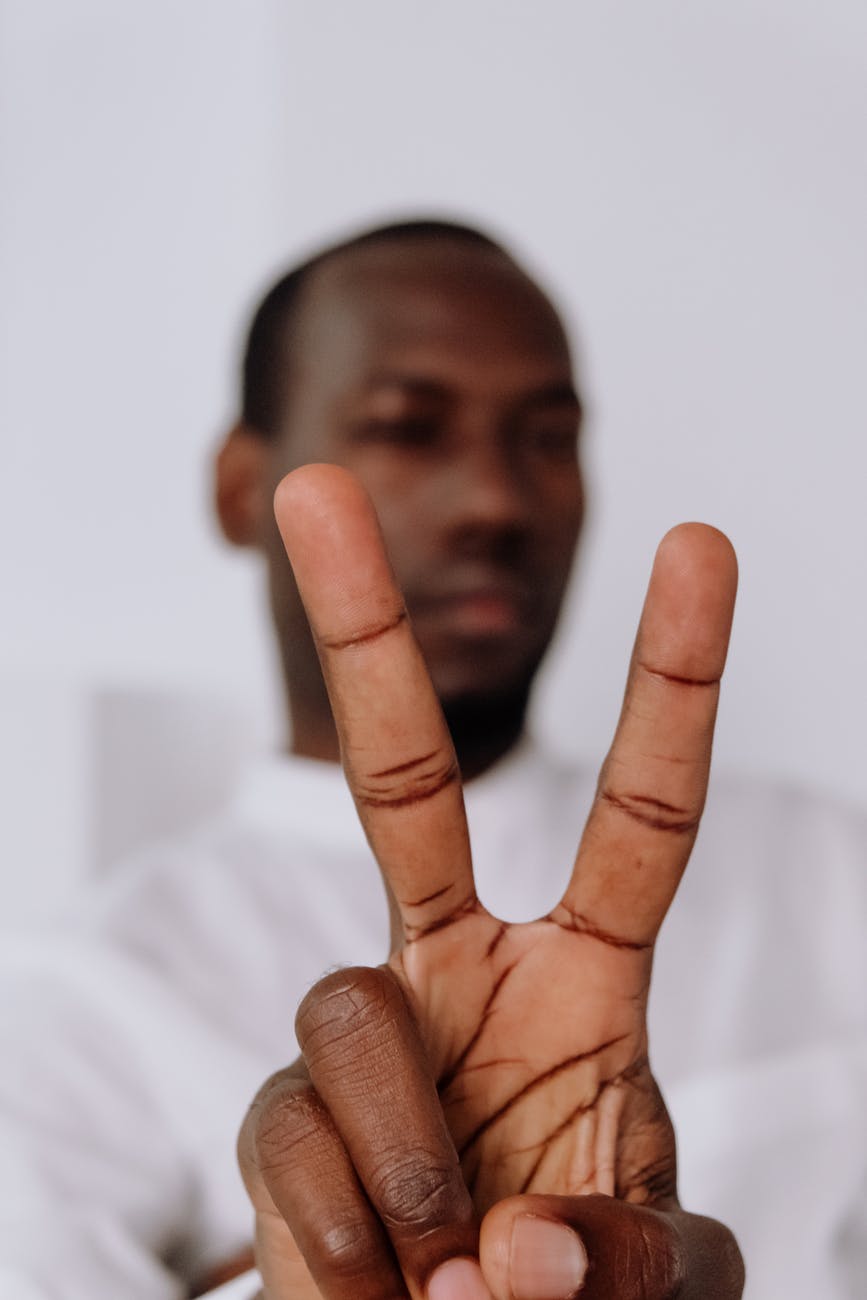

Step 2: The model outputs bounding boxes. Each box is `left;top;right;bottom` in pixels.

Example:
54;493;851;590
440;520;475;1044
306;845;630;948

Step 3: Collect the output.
408;577;535;637
434;591;523;635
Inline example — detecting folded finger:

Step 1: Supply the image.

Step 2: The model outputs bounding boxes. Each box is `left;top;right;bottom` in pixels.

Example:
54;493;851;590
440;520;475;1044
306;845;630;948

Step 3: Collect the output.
296;965;491;1299
274;465;476;942
555;524;737;948
239;1063;406;1299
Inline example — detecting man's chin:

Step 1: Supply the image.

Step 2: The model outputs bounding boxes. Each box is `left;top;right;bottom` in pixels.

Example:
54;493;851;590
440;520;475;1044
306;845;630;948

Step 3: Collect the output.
421;635;549;770
424;632;546;698
439;679;533;760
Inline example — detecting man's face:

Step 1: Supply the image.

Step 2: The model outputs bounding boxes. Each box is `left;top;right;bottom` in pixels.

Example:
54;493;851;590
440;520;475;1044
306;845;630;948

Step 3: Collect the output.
263;240;584;708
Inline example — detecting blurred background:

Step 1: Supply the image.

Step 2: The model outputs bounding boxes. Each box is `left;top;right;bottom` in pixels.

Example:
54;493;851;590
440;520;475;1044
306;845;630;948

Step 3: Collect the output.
2;0;865;923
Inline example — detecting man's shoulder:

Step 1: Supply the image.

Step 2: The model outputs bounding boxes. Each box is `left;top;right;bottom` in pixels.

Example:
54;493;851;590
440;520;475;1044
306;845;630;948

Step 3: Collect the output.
698;768;867;883
3;752;390;1066
651;769;866;1082
678;768;865;1017
84;750;371;913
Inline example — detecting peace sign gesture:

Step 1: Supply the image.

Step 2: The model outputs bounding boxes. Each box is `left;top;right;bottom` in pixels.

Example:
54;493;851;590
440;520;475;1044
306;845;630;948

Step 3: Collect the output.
238;465;744;1300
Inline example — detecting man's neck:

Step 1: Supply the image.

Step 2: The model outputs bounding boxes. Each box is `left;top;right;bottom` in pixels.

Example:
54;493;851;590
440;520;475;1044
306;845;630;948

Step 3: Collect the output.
288;693;528;783
441;697;527;780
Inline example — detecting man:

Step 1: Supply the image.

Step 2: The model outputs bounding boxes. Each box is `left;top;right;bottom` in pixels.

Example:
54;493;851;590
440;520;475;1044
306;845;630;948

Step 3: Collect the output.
221;223;742;1298
1;221;864;1298
236;466;743;1300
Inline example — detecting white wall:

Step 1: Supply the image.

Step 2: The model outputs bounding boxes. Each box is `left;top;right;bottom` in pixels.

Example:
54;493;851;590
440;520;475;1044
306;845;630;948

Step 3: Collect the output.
2;0;865;911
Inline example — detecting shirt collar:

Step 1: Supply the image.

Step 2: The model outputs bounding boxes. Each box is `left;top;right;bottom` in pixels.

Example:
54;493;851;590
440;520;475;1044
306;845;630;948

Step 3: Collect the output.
228;732;543;852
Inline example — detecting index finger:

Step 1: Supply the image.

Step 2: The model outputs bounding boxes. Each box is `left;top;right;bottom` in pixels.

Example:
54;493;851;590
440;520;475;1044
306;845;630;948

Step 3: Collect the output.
274;464;476;942
554;523;738;947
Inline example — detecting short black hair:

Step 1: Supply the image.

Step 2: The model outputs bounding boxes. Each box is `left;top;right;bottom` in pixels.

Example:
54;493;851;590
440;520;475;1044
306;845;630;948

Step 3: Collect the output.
241;218;509;437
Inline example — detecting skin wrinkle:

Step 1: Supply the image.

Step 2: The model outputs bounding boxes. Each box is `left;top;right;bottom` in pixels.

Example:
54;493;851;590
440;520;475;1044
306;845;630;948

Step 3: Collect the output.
457;1033;631;1160
316;608;408;652
485;923;508;959
624;794;691;817
401;883;455;909
635;1220;685;1300
369;750;441;779
598;788;701;835
550;904;653;952
298;971;406;1067
403;894;479;943
446;1056;525;1082
437;960;521;1093
354;757;460;810
512;1058;648;1196
301;1020;395;1076
367;1153;470;1234
513;1083;612;1162
314;1218;390;1283
620;1154;679;1203
252;1085;332;1178
594;1073;627;1197
241;1061;312;1140
517;1082;614;1194
637;661;722;690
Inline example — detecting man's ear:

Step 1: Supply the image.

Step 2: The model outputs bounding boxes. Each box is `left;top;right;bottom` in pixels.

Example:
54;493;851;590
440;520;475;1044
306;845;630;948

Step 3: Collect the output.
213;423;270;548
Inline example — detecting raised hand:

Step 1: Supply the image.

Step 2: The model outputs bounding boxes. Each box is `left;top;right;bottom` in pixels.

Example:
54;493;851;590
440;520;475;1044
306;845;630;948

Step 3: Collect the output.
238;465;744;1299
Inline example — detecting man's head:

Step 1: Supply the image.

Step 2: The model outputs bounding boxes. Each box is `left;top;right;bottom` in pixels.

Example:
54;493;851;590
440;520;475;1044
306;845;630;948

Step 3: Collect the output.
215;219;584;775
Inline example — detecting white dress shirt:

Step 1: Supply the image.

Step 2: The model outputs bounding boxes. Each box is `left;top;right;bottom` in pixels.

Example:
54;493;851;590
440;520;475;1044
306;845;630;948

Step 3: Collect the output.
1;738;865;1297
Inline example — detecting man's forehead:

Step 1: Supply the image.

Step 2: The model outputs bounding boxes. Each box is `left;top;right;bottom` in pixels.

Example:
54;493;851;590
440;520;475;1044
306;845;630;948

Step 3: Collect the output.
293;239;573;383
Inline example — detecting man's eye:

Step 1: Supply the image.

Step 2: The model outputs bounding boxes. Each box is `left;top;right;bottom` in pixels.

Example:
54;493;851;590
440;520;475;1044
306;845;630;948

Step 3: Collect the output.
523;426;579;460
354;418;439;447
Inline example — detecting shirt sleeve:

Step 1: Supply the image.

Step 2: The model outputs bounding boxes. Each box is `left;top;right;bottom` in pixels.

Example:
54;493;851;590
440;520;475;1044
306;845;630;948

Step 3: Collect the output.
0;938;195;1299
200;1269;261;1299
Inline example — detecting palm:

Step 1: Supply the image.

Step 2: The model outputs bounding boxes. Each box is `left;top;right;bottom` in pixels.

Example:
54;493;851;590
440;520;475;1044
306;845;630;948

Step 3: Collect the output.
280;465;735;1219
393;894;673;1215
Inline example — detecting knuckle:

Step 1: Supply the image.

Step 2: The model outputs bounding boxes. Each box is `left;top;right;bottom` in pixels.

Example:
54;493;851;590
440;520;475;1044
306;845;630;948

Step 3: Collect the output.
692;1218;746;1296
632;1210;745;1299
250;1077;324;1177
238;1066;299;1164
641;1223;687;1299
318;1217;385;1281
718;1233;745;1295
644;1216;686;1300
369;1151;464;1233
609;1207;686;1299
721;1227;746;1291
296;965;404;1062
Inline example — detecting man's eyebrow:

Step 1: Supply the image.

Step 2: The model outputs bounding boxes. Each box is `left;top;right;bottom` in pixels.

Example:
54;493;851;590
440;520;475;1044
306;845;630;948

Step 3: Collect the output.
519;382;582;409
362;374;450;400
360;375;581;408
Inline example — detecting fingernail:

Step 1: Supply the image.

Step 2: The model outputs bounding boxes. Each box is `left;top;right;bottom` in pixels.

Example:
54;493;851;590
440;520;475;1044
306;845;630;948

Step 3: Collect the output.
509;1214;588;1299
427;1255;493;1300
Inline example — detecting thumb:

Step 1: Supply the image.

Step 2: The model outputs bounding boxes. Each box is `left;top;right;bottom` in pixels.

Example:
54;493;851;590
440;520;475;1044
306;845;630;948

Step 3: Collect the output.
479;1194;744;1299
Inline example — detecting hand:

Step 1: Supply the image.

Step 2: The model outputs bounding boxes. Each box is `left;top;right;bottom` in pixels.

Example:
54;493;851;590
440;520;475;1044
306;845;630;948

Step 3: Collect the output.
238;465;744;1299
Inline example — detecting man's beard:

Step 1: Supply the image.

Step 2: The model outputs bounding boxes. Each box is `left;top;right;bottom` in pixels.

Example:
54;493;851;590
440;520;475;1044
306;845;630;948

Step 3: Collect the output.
440;678;533;778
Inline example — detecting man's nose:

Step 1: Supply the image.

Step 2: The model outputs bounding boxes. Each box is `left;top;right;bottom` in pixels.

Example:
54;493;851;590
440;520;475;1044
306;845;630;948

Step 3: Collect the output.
443;437;532;534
